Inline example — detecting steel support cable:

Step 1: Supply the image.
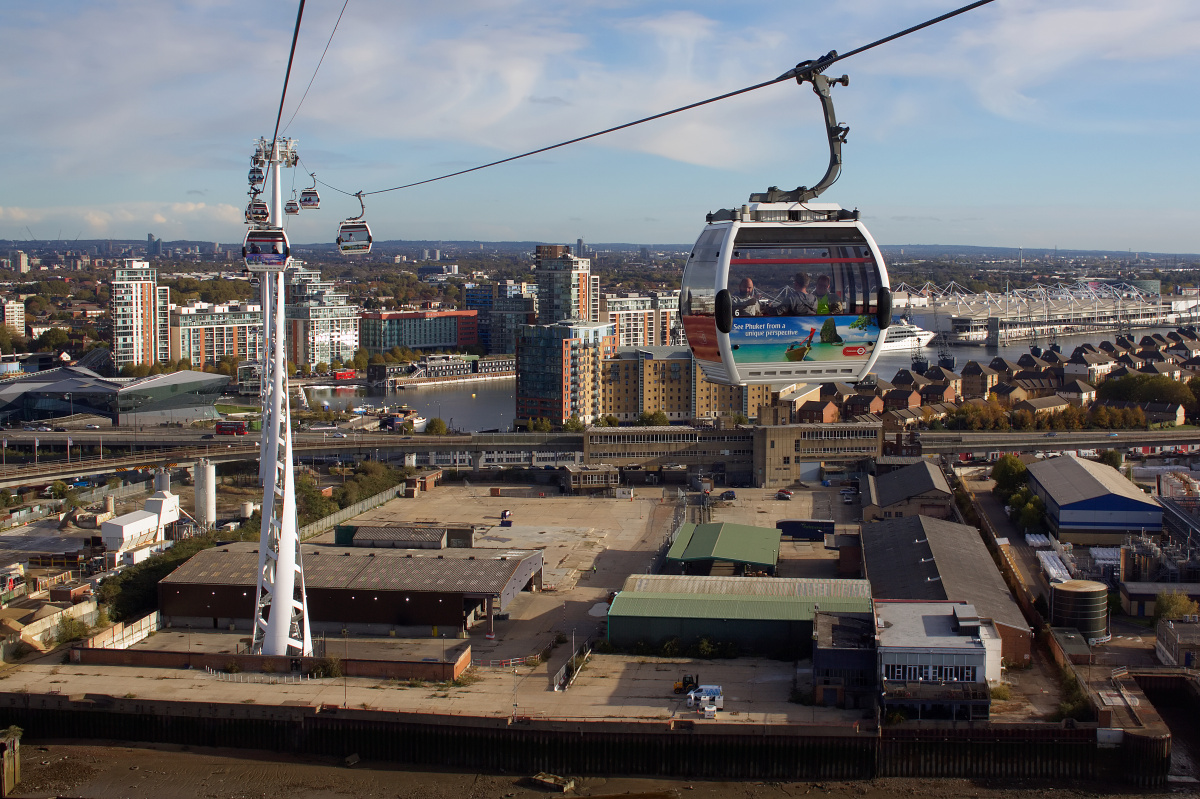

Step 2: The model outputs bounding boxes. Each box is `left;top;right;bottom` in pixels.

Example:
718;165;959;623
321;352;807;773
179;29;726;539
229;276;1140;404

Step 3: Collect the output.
282;0;350;135
271;0;307;146
299;0;995;199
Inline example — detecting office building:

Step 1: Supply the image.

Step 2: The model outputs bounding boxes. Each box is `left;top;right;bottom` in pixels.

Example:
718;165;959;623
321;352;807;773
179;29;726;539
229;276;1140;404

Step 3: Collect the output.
360;309;478;355
284;262;361;368
0;300;24;336
168;300;263;369
516;319;614;424
111;259;170;370
535;246;598;324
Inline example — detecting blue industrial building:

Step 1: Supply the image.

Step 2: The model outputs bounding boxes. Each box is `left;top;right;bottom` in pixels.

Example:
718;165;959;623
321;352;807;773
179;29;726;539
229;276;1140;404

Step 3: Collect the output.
1026;455;1162;545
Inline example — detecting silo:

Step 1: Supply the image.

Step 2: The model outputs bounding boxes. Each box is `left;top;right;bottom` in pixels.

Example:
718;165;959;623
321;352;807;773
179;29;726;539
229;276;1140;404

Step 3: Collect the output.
1051;579;1110;643
153;470;171;493
195;459;217;530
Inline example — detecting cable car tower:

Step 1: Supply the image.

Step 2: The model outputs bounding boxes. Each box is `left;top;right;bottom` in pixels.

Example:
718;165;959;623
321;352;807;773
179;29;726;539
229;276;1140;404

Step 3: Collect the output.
245;135;312;658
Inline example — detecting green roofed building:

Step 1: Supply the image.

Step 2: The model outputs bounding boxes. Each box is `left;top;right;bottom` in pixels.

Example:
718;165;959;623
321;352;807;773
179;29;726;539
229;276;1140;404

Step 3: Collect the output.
608;574;873;657
665;522;781;576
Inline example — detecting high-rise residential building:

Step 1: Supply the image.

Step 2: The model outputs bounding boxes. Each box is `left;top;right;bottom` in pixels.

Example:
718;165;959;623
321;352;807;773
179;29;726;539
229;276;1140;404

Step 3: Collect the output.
465;280;538;353
168;300;263;369
463;284;495;352
284;262;361;368
516;320;615;425
600;291;682;348
0;300;24;337
10;251;29;274
111;259;170;370
601;346;771;423
535;246;598;325
360;309;478;355
490;294;537;355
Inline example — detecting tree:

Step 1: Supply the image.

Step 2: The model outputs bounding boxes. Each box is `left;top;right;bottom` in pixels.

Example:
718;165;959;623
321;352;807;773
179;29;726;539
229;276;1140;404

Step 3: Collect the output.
991;455;1028;500
353;348;369;371
1155;591;1199;623
562;415;585;432
315;362;329;374
599;414;620;427
531;417;553;432
35;328;69;352
1097;449;1123;469
637;410;669;426
425;417;448;436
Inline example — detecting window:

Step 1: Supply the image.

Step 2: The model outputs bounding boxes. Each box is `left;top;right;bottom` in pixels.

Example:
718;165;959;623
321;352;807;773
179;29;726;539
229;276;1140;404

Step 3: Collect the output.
783;457;791;465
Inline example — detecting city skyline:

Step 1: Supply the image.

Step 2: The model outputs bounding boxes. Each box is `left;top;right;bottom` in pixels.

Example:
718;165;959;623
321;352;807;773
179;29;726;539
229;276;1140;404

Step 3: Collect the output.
2;1;1198;251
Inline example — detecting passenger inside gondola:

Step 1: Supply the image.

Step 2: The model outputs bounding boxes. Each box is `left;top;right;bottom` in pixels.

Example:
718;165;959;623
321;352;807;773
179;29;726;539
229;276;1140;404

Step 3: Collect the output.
732;278;763;317
811;273;842;314
768;273;816;316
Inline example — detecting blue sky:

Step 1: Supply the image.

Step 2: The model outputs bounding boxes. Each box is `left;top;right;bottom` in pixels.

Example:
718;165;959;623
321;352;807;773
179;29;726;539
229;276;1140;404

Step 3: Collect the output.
2;1;1198;252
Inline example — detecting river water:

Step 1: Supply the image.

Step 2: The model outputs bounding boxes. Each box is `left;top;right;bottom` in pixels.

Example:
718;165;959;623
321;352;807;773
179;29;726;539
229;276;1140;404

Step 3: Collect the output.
304;326;1176;433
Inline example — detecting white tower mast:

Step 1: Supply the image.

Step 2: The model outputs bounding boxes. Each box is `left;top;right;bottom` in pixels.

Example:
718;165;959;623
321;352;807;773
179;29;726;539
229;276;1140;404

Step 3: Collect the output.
249;136;312;657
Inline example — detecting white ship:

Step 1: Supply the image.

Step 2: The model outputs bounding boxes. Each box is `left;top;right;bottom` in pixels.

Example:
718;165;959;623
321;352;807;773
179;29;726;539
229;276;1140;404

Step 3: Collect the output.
878;322;935;352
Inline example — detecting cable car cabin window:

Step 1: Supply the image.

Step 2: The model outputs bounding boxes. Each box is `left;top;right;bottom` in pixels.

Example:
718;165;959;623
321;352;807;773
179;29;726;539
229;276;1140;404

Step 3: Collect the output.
681;228;722;318
725;226;881;371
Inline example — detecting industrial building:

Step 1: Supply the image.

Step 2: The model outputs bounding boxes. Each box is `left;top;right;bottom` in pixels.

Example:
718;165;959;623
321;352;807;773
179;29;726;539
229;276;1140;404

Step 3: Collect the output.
333;524;476;549
664;522;781;576
1156;617;1200;667
875;601;997;722
0;366;227;425
861;460;953;522
812;612;876;709
607;574;873;657
1026;455;1163;545
159;543;543;635
860;515;1032;665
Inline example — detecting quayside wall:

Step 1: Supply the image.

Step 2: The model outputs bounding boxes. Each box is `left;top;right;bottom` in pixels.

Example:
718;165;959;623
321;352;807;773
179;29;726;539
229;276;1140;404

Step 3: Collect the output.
0;692;1168;786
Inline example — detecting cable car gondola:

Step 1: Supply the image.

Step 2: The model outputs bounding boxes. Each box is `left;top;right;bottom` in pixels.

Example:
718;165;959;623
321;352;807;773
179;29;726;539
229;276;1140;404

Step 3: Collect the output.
299;174;320;209
680;59;891;387
245;200;269;224
248;166;265;187
336;192;372;255
242;227;290;270
285;192;300;215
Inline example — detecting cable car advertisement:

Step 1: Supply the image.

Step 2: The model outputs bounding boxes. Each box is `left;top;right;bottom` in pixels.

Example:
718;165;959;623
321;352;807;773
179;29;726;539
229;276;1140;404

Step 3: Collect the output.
729;313;876;363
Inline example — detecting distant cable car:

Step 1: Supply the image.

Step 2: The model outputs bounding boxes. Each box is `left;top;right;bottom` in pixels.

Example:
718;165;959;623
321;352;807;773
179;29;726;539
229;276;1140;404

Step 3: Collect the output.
248;166;265;187
679;59;891;387
245;200;269;224
242;227;290;270
285;192;300;215
299;174;320;209
336;192;372;255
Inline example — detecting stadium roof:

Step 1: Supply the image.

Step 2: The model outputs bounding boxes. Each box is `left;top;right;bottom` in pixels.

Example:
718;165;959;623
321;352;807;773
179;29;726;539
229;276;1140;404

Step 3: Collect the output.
665;523;780;568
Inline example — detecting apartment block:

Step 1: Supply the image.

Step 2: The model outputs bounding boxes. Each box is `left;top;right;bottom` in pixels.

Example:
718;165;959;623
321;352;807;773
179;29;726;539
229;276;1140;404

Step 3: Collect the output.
111;259;170;370
516;320;615;424
601;346;772;423
168;300;263;369
535;246;598;324
284;262;361;368
0;300;24;336
600;291;682;348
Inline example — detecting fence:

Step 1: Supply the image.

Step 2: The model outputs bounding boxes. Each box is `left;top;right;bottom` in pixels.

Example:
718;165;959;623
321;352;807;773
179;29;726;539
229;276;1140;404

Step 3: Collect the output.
474;639;554;669
298;485;403;540
85;611;160;650
552;637;593;692
205;667;311;684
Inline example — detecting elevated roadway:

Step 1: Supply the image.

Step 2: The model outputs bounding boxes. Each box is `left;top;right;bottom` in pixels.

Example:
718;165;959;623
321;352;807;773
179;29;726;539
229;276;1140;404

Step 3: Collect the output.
915;429;1200;454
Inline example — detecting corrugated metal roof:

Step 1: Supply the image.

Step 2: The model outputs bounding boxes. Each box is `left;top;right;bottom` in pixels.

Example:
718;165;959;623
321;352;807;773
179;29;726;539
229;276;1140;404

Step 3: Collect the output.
1028;454;1161;509
622;574;871;599
162;542;540;595
665;523;780;567
873;461;950;508
352;526;446;543
609;592;871;622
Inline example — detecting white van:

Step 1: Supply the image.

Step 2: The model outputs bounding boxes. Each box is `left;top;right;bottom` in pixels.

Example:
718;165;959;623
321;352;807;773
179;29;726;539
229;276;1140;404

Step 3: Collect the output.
686;685;724;709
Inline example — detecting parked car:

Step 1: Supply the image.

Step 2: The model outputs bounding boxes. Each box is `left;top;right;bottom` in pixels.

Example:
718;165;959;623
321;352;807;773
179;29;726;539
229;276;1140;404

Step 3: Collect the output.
720;490;736;501
843;495;855;504
777;488;793;496
776;491;792;501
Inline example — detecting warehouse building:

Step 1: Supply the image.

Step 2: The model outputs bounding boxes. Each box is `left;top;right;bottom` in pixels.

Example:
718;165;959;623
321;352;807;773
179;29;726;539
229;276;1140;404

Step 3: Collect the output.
607;574;872;658
333;524;476;549
861;461;953;523
861;515;1032;665
1027;455;1162;545
159;543;542;636
665;522;781;576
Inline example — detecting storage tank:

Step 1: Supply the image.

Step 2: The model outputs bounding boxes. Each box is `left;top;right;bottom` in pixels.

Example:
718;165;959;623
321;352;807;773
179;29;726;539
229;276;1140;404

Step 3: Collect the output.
195;459;217;529
1051;579;1110;643
153;470;171;493
240;501;255;520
